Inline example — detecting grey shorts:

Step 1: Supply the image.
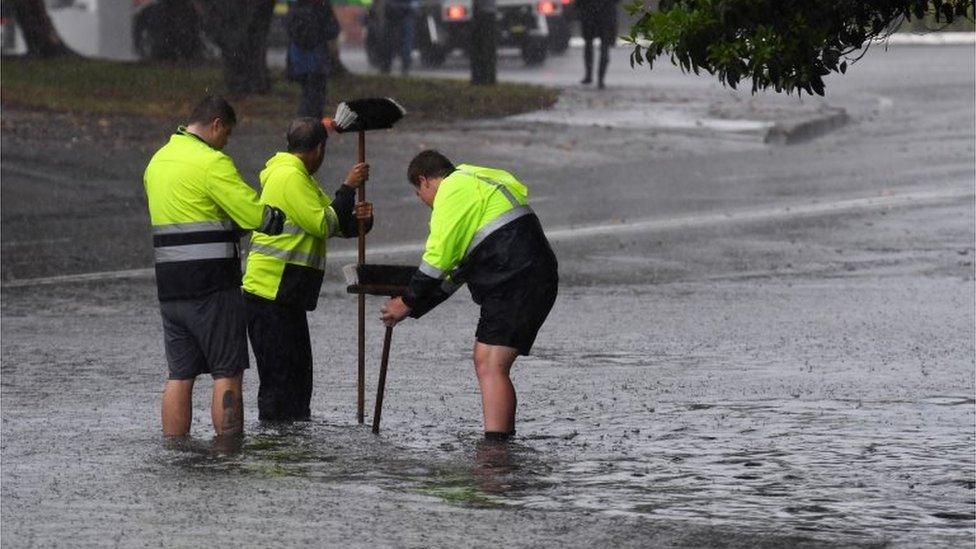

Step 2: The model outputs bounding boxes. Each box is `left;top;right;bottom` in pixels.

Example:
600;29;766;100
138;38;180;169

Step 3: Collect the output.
160;287;249;380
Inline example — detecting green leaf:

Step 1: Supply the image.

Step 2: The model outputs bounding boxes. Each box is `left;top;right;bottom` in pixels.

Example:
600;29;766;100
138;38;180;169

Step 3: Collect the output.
626;0;973;96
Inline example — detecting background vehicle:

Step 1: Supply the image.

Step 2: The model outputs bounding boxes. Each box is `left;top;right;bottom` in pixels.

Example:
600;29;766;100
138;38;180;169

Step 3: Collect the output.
0;0;18;55
545;0;572;54
133;0;204;60
132;0;288;61
366;0;560;68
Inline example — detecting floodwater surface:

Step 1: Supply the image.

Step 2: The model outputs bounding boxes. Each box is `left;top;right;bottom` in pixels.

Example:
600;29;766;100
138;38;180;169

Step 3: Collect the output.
2;44;974;546
3;267;973;547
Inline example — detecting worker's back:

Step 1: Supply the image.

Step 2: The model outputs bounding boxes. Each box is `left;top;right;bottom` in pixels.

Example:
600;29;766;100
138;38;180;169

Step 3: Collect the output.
144;128;264;301
146;130;236;225
419;164;557;308
243;152;339;311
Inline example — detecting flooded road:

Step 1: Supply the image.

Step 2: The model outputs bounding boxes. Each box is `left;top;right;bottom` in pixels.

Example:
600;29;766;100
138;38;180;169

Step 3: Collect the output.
2;46;975;546
3;195;973;546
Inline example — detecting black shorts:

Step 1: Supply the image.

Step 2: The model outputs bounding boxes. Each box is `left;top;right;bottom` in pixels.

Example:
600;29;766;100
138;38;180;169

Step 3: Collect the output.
475;275;558;356
159;287;249;380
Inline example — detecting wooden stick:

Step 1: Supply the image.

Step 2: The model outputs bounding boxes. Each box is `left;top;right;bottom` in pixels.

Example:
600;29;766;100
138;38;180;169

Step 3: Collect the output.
372;325;394;434
357;130;366;425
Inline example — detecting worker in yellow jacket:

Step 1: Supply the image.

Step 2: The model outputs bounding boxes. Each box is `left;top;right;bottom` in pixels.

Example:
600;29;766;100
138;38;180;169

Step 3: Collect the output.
144;95;285;437
380;150;558;441
243;117;372;420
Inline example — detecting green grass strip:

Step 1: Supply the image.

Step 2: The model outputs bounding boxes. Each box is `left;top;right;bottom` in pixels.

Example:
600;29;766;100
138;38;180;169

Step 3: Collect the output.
1;58;559;124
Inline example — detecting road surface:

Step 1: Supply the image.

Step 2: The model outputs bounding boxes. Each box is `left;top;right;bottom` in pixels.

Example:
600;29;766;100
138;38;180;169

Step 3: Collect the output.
1;44;974;547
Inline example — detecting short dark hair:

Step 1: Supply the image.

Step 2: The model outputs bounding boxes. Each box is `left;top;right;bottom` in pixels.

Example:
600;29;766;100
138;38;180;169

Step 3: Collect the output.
407;150;456;186
188;95;237;126
286;117;328;153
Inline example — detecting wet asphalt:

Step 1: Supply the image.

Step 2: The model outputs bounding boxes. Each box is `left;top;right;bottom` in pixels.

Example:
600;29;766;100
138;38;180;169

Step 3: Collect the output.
1;45;974;547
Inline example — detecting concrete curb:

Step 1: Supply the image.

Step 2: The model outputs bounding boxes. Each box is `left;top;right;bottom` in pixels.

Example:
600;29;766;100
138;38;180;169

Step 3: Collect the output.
764;108;849;145
504;93;851;145
578;32;975;49
882;32;976;45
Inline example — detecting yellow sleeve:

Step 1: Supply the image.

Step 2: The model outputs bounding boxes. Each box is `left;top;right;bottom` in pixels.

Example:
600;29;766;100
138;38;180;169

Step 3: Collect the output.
277;173;336;239
420;181;481;277
205;154;264;229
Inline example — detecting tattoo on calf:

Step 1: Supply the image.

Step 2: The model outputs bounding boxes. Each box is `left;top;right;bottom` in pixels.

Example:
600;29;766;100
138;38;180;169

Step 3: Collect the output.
221;389;243;433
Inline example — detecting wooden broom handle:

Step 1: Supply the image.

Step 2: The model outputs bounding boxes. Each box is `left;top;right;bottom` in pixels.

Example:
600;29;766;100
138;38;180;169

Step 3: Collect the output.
357;129;366;424
372;325;394;434
357;130;366;264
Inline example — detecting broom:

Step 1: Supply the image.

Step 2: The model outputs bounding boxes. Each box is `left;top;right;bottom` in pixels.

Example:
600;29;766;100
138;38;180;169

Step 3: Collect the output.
323;98;406;424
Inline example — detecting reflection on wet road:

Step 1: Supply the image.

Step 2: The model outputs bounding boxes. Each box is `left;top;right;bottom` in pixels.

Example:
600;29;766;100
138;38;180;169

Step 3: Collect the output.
151;383;974;547
2;258;973;546
2;44;974;548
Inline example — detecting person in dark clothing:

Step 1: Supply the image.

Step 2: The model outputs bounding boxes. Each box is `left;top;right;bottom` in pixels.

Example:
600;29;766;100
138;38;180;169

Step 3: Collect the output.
380;151;558;441
287;0;342;118
378;0;417;75
243;118;373;421
577;0;620;89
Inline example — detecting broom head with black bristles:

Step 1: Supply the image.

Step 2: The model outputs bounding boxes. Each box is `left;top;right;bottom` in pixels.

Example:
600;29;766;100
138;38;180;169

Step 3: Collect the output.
324;98;406;134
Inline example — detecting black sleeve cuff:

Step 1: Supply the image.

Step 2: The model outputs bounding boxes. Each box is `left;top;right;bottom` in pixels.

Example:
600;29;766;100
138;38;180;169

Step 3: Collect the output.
333;185;372;237
402;271;457;318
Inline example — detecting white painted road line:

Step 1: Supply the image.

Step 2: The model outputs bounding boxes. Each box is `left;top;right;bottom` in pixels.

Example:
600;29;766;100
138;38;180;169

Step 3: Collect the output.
3;187;971;288
2;267;158;288
545;187;974;241
1;237;72;247
1;164;87;185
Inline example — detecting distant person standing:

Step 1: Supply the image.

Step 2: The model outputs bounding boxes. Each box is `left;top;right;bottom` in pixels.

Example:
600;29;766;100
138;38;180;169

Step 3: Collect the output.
577;0;621;89
287;0;342;118
379;0;417;75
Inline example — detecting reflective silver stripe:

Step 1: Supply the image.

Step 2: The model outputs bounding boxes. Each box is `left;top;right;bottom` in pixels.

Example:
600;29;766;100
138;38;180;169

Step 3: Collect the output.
422;171;533;278
249;243;327;270
418;260;445;279
281;223;305;235
458;170;521;207
325;207;341;238
152;220;236;235
495;185;520;206
427;205;534;282
464;205;534;258
280;213;339;239
154;242;237;263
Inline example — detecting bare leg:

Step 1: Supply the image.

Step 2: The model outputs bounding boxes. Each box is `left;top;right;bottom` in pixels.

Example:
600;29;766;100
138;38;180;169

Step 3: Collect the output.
472;342;520;434
162;379;195;436
212;374;244;436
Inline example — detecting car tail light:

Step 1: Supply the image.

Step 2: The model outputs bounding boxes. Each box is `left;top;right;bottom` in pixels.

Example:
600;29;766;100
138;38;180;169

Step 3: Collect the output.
537;1;558;15
444;4;468;21
561;0;573;4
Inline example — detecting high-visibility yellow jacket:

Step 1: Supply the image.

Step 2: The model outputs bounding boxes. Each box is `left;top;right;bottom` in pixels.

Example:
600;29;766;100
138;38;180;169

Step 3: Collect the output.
144;127;274;301
403;164;556;317
243;152;363;310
